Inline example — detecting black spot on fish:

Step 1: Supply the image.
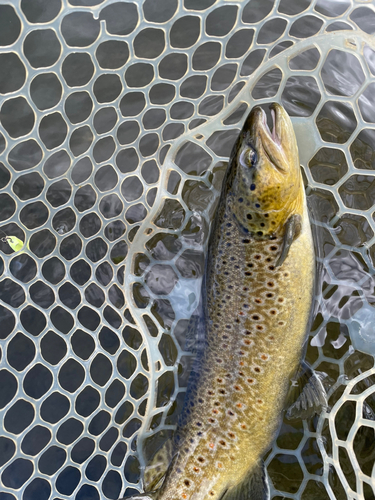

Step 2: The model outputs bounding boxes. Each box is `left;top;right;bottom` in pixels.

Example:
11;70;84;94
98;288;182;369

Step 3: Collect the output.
250;184;256;191
255;203;260;208
247;214;252;220
238;198;243;203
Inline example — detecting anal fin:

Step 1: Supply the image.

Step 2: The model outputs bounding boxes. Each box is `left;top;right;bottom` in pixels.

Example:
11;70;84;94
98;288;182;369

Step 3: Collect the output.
275;214;302;267
119;494;156;500
221;461;270;500
143;439;174;491
286;361;328;421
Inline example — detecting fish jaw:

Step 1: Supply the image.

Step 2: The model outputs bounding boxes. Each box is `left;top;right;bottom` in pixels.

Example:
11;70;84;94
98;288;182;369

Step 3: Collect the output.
228;103;304;237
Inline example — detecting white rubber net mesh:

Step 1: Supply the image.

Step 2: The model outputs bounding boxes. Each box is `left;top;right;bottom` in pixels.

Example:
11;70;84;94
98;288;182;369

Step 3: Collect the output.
1;0;375;499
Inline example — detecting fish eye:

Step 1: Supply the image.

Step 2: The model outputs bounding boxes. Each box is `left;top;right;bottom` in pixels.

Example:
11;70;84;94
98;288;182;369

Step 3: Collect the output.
246;148;257;167
239;146;257;169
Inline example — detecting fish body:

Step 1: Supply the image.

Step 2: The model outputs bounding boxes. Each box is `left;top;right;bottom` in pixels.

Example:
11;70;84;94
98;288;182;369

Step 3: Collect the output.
128;103;316;500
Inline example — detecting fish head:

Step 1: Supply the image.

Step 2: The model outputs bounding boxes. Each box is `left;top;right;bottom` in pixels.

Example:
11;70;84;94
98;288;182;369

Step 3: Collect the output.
228;103;303;236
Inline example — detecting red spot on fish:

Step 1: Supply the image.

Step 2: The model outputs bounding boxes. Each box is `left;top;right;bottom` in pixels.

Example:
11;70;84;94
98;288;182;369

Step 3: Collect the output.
261;354;269;361
182;494;187;499
241;424;247;430
237;403;242;408
209;443;214;449
234;385;241;391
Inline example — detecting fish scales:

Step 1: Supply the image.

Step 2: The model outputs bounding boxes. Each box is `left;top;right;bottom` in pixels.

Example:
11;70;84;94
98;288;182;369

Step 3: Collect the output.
163;210;314;499
126;104;315;500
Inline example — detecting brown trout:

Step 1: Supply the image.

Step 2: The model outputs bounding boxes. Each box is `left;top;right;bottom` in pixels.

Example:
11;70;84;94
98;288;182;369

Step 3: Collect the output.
124;103;325;500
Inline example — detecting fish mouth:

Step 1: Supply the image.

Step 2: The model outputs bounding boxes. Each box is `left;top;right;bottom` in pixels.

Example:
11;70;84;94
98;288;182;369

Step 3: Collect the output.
245;103;289;174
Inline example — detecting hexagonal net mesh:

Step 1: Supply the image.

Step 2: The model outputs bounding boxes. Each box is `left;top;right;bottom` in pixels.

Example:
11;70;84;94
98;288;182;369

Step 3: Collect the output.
1;0;375;499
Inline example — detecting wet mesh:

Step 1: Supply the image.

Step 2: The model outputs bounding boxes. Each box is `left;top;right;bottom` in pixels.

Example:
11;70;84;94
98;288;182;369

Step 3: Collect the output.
0;0;375;499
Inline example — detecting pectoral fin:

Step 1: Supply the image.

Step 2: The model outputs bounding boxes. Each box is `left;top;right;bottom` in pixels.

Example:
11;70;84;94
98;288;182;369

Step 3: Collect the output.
286;361;327;421
275;214;302;267
221;461;270;500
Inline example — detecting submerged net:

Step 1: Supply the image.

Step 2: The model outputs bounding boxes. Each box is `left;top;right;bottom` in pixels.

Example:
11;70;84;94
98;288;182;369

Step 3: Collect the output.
1;0;375;498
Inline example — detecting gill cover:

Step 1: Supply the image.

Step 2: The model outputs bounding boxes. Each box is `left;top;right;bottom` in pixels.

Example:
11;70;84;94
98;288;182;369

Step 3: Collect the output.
228;103;303;239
